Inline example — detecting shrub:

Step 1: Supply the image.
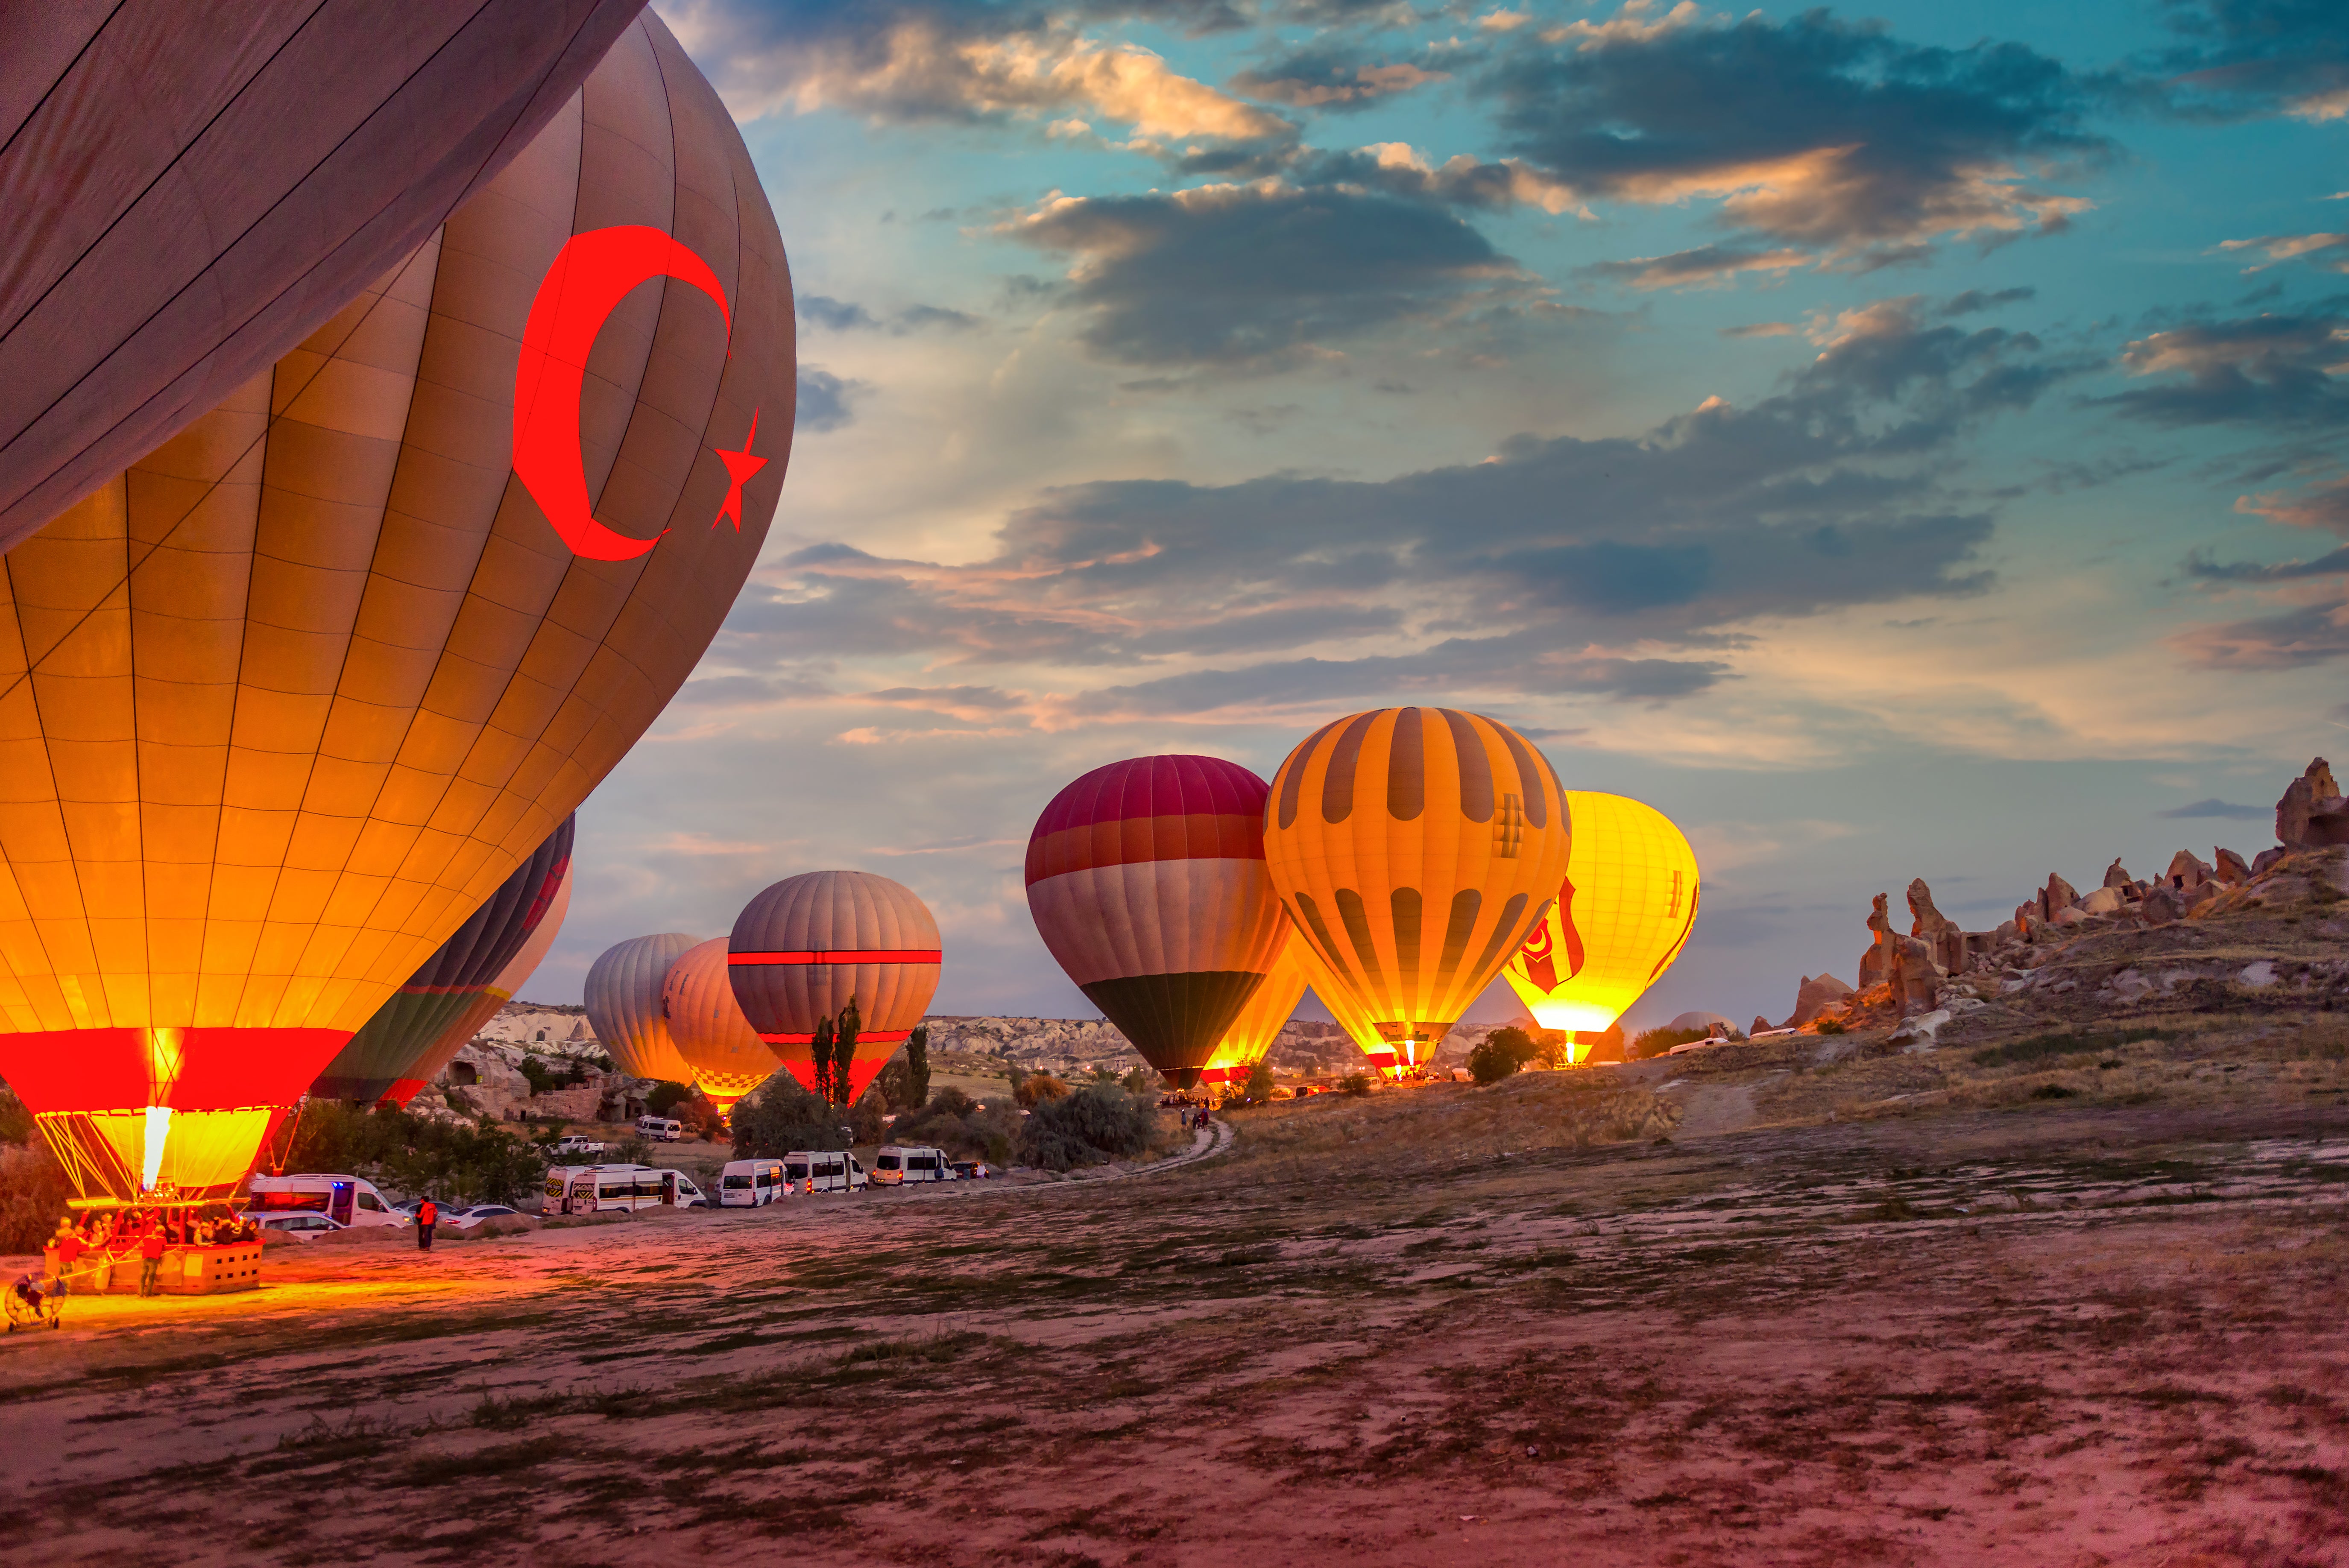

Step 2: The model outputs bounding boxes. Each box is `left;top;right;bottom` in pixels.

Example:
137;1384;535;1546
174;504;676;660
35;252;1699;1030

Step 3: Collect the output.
1341;1073;1372;1097
0;1141;71;1253
1243;1059;1276;1103
1630;1025;1714;1060
1469;1027;1541;1085
1015;1073;1070;1109
730;1076;847;1158
1018;1085;1153;1171
926;1086;976;1119
1972;1029;2176;1070
645;1081;692;1117
1815;1017;1848;1036
1120;1065;1159;1094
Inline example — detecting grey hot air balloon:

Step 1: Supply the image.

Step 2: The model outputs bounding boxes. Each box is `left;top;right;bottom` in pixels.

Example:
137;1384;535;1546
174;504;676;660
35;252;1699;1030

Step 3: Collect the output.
584;933;700;1086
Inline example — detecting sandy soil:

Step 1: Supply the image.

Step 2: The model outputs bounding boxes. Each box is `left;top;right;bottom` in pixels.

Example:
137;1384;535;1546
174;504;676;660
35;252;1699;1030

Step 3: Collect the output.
2;1058;2346;1568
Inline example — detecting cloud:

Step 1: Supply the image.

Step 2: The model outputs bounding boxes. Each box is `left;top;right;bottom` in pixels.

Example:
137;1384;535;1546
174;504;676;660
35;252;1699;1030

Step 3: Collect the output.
2155;797;2272;819
2238;474;2349;535
2103;310;2349;426
1939;287;2038;316
800;294;984;333
2219;231;2349;273
1721;321;1797;338
1481;5;2103;261
2138;0;2349;122
1582;243;1811;291
716;293;2048;730
1229;51;1450;110
1000;180;1532;366
2169;590;2349;667
795;367;861;432
1296;142;1585;214
659;1;1294;140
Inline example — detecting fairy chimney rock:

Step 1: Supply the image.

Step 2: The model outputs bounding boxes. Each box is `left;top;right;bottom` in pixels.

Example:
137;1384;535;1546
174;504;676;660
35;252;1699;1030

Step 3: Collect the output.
2277;758;2349;849
2103;857;2132;888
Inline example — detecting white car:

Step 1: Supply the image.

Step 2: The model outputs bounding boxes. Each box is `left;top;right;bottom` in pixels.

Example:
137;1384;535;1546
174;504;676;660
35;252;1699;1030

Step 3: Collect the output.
551;1135;606;1157
446;1204;524;1230
256;1212;348;1241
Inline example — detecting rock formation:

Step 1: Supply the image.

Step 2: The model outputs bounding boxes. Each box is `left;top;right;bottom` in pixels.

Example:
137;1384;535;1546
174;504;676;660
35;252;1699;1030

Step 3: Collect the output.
2039;873;2080;922
2163;850;2213;890
1860;893;1896;987
1887;935;1942;1016
1790;973;1854;1027
1907;878;1969;973
2278;758;2349;850
2214;847;2252;884
2103;857;2132;888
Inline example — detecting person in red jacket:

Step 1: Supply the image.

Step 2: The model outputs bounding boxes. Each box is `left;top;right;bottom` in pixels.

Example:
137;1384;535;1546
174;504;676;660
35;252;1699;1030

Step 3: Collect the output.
416;1198;436;1252
138;1222;167;1297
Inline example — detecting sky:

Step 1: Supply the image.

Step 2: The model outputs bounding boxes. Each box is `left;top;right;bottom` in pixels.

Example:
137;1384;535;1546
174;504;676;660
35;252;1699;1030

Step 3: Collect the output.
539;0;2348;1032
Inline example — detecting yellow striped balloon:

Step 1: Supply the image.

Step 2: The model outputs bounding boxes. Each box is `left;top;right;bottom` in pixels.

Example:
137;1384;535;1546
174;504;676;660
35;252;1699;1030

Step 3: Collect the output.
1503;792;1700;1057
1199;938;1307;1086
1262;708;1570;1068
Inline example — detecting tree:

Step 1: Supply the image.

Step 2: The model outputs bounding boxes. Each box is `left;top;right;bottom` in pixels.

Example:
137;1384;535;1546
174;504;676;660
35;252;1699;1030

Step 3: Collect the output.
1015;1072;1070;1109
1119;1065;1158;1094
1243;1059;1276;1102
1017;1085;1153;1172
645;1080;692;1117
810;1015;836;1105
831;994;862;1108
732;1075;846;1157
1469;1026;1540;1085
905;1024;930;1108
875;1056;914;1111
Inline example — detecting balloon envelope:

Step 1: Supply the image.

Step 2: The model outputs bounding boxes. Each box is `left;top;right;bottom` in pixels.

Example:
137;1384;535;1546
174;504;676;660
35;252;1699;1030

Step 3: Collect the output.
1025;756;1288;1091
0;0;647;551
1262;708;1570;1069
662;938;774;1113
584;933;702;1086
0;12;793;1205
312;818;577;1105
728;871;941;1105
1198;940;1307;1086
1503;792;1700;1056
384;854;576;1109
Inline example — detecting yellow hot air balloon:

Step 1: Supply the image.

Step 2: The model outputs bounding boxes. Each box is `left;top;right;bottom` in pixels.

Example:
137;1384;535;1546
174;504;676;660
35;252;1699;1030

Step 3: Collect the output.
1200;939;1306;1087
1286;941;1397;1074
1503;792;1700;1060
1262;708;1570;1071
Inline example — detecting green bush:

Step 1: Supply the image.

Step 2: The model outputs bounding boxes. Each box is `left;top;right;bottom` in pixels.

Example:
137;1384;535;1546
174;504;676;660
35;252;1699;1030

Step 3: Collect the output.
1018;1085;1153;1171
645;1081;692;1117
1814;1017;1848;1036
1341;1073;1372;1097
281;1101;546;1205
1629;1025;1714;1060
1468;1027;1540;1085
730;1076;847;1158
1242;1059;1276;1102
1972;1028;2177;1070
1015;1073;1070;1109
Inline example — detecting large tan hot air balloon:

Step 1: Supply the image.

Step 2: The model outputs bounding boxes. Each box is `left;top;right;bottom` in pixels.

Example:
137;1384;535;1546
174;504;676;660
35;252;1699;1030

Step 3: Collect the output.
0;12;792;1207
1025;756;1289;1091
1286;943;1399;1073
584;933;700;1085
1262;709;1570;1070
0;0;646;550
1503;792;1700;1061
1198;941;1307;1087
387;854;576;1109
661;939;775;1115
728;871;942;1106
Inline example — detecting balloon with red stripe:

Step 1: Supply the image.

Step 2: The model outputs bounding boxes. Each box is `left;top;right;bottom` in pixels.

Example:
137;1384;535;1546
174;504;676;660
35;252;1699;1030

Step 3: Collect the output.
1025;755;1288;1091
727;870;942;1104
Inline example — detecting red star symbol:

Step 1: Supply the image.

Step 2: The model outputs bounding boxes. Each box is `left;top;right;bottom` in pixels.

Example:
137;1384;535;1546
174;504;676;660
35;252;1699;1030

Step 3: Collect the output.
711;408;768;531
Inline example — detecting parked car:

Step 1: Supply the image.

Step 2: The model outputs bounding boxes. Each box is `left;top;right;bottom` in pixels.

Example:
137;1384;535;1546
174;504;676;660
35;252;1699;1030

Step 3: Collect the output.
247;1174;406;1228
550;1135;606;1157
949;1161;990;1180
446;1204;524;1230
872;1145;955;1185
255;1212;348;1240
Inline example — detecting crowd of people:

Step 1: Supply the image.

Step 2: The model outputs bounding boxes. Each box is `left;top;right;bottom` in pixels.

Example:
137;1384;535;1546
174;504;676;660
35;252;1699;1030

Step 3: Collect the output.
35;1205;258;1305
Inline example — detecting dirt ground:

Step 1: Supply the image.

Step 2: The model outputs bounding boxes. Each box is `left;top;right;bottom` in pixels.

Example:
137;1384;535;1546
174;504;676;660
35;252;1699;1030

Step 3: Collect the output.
3;1021;2347;1568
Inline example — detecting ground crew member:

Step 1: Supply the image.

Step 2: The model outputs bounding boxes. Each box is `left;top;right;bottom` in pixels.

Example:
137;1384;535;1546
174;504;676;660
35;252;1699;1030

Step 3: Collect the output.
51;1222;83;1305
138;1222;167;1296
416;1197;436;1251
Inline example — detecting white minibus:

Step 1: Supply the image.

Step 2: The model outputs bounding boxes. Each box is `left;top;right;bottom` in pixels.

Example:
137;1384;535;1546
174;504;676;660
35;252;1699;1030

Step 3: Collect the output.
719;1159;786;1206
246;1174;406;1228
872;1145;955;1185
545;1164;709;1215
636;1115;685;1142
781;1150;866;1194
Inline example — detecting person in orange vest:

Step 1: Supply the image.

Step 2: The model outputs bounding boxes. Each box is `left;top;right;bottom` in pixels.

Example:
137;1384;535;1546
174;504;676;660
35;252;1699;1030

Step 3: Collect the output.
138;1220;167;1297
416;1197;436;1252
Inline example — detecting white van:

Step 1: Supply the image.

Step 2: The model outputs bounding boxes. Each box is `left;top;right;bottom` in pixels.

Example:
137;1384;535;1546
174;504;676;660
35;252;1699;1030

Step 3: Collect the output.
246;1174;406;1228
636;1115;685;1142
872;1145;955;1185
545;1164;709;1216
781;1150;866;1194
719;1159;786;1206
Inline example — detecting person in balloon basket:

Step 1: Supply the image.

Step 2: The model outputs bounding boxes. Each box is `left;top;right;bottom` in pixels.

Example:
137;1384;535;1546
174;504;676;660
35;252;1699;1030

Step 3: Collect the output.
137;1222;167;1297
48;1220;87;1307
416;1199;437;1252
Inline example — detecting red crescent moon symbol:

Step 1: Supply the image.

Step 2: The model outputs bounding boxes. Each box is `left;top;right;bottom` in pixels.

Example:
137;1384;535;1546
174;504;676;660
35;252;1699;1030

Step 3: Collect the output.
513;225;732;562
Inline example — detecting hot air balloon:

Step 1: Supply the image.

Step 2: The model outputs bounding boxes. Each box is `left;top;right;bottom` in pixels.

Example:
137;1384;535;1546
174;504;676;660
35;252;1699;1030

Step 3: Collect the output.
1026;756;1288;1090
310;818;576;1106
584;933;701;1086
0;0;647;551
1198;941;1307;1087
661;939;774;1115
0;11;792;1208
382;854;576;1110
1262;709;1570;1071
1503;792;1700;1061
1287;944;1400;1073
727;872;942;1106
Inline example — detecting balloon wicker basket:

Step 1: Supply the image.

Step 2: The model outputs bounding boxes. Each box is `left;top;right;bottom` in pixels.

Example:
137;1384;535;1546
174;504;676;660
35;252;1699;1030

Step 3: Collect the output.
85;1243;264;1297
